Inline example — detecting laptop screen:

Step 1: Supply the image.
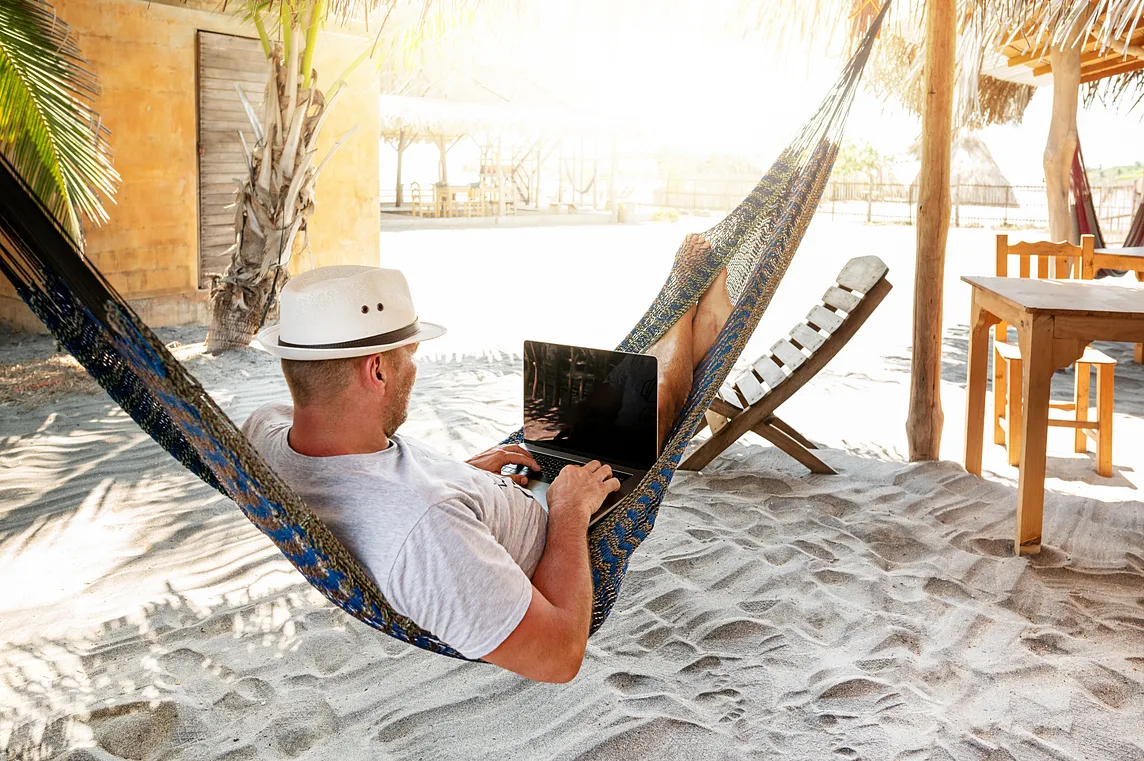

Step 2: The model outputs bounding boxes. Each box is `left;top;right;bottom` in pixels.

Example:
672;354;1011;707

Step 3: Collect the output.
523;341;658;470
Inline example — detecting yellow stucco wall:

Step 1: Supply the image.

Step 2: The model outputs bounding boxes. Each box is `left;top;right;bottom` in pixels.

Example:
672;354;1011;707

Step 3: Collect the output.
0;0;379;331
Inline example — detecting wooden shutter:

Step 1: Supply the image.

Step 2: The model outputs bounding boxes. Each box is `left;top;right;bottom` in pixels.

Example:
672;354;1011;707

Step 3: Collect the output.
197;32;267;288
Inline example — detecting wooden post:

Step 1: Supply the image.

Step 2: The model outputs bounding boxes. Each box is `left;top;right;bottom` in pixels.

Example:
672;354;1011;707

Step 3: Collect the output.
395;129;406;208
954;176;961;227
496;136;505;217
906;0;955;461
1044;23;1084;244
435;135;448;185
607;134;617;213
535;136;544;210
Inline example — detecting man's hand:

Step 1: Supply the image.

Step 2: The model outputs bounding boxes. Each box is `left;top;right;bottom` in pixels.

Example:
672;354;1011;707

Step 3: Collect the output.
466;444;540;485
544;460;621;524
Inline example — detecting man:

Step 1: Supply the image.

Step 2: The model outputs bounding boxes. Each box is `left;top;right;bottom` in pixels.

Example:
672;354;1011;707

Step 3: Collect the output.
245;258;731;682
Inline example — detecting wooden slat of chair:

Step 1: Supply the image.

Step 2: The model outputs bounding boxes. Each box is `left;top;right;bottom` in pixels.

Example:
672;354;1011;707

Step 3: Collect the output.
836;255;889;292
771;339;808;372
823;286;862;313
681;257;892;474
753;355;787;390
734;369;766;406
791;323;827;353
807;304;844;334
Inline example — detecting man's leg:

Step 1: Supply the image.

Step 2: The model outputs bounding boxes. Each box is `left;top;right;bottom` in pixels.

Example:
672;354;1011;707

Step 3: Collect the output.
692;267;734;367
648;304;697;449
647;268;735;450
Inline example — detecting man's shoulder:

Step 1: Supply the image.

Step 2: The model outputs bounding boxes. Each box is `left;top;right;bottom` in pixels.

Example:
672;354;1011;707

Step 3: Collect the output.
241;402;293;439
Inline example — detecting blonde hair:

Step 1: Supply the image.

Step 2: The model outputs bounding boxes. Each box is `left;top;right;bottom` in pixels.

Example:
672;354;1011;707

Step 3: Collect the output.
280;356;367;408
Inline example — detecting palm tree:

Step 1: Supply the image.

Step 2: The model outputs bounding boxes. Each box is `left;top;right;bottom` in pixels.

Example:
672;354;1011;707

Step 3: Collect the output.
0;0;119;245
204;0;468;352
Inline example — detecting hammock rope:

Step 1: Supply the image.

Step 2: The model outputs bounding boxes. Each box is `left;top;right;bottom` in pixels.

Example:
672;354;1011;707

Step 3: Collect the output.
0;5;888;661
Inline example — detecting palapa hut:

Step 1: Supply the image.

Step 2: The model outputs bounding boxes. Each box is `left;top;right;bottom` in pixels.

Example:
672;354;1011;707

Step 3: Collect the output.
377;62;621;215
769;0;1144;461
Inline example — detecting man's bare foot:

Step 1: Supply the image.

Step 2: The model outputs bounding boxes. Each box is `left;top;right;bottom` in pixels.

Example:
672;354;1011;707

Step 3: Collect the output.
692;267;734;367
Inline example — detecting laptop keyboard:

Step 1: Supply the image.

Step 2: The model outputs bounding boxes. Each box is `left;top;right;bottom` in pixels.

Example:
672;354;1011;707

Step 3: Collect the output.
503;452;632;484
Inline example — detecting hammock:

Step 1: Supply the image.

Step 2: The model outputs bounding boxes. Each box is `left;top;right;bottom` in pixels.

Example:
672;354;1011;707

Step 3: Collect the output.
0;7;886;661
1072;141;1144;250
1071;141;1107;249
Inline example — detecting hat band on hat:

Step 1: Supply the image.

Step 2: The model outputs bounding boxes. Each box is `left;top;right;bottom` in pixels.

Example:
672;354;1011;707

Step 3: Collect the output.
277;319;422;350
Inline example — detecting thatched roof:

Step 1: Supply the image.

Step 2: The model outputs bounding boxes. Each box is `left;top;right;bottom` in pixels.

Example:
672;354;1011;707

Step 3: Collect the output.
760;0;1144;128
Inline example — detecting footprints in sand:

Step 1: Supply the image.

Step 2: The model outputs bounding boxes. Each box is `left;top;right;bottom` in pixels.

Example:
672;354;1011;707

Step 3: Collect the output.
605;663;748;728
88;700;196;760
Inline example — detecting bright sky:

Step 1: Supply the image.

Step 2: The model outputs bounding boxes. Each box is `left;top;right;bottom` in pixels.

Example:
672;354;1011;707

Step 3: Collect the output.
454;3;1144;180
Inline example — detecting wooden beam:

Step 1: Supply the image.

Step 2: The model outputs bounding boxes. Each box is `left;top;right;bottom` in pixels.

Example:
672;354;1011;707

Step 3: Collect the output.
906;0;955;461
1031;46;1108;76
1081;57;1144;83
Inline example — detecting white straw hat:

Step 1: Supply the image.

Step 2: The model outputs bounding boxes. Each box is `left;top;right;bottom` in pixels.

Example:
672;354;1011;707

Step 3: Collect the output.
256;266;445;360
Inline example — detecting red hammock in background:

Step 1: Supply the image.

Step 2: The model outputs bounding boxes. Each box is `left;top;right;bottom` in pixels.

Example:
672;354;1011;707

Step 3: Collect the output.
1071;141;1144;253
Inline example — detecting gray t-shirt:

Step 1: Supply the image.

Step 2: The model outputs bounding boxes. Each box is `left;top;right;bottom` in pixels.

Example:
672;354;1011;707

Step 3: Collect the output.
242;403;548;659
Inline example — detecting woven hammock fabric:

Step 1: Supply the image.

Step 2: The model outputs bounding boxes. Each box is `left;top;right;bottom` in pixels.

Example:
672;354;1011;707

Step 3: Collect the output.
0;5;886;661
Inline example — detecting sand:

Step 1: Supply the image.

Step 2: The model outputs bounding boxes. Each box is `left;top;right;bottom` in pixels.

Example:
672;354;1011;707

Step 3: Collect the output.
2;218;1144;760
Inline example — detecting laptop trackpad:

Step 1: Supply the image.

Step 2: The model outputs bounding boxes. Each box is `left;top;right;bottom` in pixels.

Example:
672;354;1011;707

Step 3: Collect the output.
526;479;550;510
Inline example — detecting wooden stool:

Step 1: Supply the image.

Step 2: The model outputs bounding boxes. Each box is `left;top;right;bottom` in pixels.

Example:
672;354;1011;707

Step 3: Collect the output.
993;341;1114;476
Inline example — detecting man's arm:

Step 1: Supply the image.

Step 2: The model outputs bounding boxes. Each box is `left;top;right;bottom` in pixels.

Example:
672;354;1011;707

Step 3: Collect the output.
482;461;619;683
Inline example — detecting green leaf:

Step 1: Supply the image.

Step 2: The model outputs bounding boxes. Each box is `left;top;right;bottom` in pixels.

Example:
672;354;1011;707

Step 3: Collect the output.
0;0;119;244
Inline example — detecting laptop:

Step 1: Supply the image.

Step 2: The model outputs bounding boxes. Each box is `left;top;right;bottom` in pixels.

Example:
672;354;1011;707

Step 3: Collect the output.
503;340;658;526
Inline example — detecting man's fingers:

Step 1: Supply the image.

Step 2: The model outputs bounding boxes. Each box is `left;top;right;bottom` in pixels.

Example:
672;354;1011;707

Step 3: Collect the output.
604;477;622;493
597;465;613;481
516;475;530;485
502;444;532;458
501;451;540;469
583;460;602;472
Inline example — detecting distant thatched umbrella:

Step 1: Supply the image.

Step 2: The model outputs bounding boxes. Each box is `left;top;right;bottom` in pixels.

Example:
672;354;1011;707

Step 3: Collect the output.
908;133;1020;207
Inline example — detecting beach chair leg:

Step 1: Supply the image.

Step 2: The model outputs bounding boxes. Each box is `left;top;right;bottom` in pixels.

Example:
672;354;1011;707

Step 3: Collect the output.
751;421;836;475
680;403;768;471
1074;362;1090;453
1005;356;1023;468
1135;343;1143;364
767;415;816;450
1096;364;1114;477
993;346;1006;445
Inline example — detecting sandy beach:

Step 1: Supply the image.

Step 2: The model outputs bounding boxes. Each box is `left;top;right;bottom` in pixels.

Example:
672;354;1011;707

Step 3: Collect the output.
3;217;1144;759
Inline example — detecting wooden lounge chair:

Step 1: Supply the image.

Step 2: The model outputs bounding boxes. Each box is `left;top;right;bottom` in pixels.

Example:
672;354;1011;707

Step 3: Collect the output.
681;255;892;474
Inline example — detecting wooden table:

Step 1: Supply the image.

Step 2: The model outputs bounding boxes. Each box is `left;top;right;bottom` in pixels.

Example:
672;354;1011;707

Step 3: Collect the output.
433;184;474;217
963;276;1144;555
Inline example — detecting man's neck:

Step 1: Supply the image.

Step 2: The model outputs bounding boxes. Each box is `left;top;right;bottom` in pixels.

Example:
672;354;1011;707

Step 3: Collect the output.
288;403;390;457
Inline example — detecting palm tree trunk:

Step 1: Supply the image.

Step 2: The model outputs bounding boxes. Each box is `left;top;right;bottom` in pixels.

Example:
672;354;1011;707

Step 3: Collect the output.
206;44;329;353
1044;33;1083;247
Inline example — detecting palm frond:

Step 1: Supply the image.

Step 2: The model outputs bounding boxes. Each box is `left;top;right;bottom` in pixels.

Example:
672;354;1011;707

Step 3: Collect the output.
0;0;119;244
1085;66;1144;111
